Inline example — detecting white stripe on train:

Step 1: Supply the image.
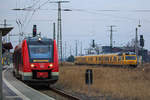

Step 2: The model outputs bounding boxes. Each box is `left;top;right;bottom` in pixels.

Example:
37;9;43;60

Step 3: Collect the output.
19;71;59;76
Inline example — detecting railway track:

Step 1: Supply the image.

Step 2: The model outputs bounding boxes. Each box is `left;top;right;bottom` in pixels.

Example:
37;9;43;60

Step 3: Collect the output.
29;84;81;100
48;87;81;100
5;67;80;100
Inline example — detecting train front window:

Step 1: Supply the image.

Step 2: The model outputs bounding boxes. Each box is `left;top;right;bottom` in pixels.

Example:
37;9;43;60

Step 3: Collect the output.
125;56;136;60
29;45;53;60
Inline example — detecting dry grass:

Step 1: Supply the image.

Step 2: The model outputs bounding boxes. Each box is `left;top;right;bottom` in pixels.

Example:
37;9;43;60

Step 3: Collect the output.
54;63;150;100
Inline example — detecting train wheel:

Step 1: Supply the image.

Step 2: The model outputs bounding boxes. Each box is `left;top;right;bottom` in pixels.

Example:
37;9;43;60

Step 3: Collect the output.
43;83;50;88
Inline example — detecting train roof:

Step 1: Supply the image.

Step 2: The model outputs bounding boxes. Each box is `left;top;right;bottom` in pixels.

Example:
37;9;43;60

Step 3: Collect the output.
24;37;53;42
14;37;53;51
75;52;136;57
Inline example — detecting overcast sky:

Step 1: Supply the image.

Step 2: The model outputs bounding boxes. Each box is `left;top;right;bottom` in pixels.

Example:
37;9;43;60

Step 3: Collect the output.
1;0;150;55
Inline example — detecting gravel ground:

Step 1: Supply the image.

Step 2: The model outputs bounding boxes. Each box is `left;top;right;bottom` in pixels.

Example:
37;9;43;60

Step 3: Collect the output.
52;63;150;100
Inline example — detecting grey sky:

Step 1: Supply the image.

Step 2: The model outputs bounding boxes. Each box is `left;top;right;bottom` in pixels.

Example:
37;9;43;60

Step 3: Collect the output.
1;0;150;55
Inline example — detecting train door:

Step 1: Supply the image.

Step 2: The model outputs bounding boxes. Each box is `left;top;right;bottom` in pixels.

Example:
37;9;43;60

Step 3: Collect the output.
14;51;19;77
122;55;125;65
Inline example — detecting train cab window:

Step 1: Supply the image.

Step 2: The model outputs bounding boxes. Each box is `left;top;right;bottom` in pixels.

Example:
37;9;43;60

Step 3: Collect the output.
125;56;136;60
28;45;53;60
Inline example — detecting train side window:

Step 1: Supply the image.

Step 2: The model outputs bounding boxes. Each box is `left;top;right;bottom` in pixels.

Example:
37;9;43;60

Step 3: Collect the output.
99;57;101;61
110;57;112;62
16;52;18;67
104;57;108;61
108;57;110;61
122;56;124;60
83;58;86;62
21;53;23;65
106;57;108;61
90;57;92;61
114;56;117;61
19;52;21;64
103;57;105;61
103;57;106;61
118;56;122;61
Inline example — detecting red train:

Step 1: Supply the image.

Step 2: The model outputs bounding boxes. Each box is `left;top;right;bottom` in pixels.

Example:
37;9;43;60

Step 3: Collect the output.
13;37;59;84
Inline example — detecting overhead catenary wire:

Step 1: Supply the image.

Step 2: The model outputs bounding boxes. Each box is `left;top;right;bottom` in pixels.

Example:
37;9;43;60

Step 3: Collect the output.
23;0;51;32
33;8;149;23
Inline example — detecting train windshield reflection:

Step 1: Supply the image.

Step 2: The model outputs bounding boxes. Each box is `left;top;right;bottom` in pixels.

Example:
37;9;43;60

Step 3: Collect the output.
29;45;53;59
125;56;136;60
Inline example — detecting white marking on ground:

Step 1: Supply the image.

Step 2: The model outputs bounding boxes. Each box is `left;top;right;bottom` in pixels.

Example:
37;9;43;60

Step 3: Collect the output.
3;68;30;100
3;67;55;100
6;96;21;98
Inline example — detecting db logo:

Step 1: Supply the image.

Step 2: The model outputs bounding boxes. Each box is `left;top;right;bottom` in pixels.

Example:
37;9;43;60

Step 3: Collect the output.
40;66;44;68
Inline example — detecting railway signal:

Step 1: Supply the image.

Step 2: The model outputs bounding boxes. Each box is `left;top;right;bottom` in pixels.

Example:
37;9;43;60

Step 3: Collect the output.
33;25;37;37
140;35;144;64
140;35;144;47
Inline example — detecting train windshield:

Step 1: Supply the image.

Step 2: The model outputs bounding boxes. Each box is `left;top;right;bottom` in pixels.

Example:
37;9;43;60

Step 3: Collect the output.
29;44;53;60
125;56;136;60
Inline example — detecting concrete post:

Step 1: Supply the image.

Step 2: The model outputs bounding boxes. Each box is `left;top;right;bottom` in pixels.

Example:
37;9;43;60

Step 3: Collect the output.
0;31;3;100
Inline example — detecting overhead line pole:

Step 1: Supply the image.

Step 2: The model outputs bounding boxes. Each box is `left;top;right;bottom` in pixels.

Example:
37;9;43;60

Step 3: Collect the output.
58;1;62;62
75;40;78;56
108;25;116;49
135;20;141;65
50;1;70;64
135;28;139;64
64;41;66;60
81;41;82;56
53;22;56;40
70;45;72;56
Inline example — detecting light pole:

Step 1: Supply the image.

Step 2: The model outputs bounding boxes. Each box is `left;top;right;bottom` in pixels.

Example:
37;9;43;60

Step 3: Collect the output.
135;20;141;65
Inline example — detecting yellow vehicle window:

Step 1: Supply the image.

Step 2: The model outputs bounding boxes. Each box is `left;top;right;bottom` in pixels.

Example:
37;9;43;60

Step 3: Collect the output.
125;56;136;60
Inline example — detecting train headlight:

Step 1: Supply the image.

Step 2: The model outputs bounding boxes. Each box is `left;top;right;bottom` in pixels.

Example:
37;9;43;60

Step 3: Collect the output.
49;64;53;68
38;38;41;41
31;64;35;68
